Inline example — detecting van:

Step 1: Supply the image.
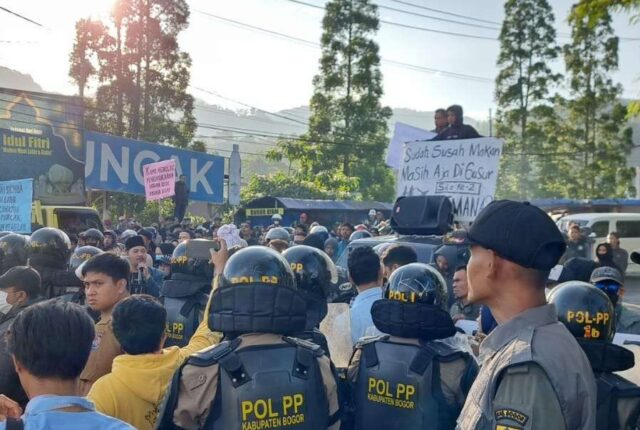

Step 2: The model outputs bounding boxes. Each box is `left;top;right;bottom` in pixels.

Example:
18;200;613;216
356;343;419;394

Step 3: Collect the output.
557;213;640;274
31;200;103;237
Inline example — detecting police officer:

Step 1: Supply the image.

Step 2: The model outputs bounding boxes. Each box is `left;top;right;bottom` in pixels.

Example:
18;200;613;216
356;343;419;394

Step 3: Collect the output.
160;240;213;348
82;228;104;249
0;233;29;274
159;246;340;430
348;263;477;430
27;227;83;299
282;245;338;355
456;200;596;430
590;265;640;334
548;281;640;430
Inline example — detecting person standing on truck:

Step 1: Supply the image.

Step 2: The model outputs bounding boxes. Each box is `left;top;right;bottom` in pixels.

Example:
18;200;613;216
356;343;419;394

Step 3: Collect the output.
172;175;189;223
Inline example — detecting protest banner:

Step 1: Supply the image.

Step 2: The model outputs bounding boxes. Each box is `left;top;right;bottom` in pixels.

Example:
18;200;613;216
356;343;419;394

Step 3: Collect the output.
386;122;436;170
396;137;503;222
143;159;176;201
0;179;33;233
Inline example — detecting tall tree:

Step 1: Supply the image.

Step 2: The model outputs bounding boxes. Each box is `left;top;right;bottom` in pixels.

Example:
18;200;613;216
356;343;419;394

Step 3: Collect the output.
494;0;562;199
563;8;635;198
69;0;196;146
269;0;394;201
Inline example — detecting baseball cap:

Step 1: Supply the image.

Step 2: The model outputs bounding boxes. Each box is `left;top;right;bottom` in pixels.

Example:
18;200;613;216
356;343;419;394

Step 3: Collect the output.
590;266;624;286
452;200;566;270
631;250;640;265
0;266;41;292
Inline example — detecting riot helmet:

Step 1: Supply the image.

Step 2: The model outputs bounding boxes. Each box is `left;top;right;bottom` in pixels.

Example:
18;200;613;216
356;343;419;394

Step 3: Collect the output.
548;281;615;341
349;230;372;242
0;231;12;238
82;228;104;247
120;229;138;242
170;240;214;279
283;245;338;328
211;246;305;335
265;227;290;242
385;263;448;310
69;246;103;271
309;225;329;243
0;233;29;274
28;227;72;268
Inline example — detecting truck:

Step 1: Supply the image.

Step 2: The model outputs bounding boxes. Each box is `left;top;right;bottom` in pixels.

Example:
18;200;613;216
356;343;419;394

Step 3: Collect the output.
31;200;103;237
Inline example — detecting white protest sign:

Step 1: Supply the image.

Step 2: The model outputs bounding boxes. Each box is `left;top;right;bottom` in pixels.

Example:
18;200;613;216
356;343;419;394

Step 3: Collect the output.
396;137;503;222
0;179;33;233
143;159;176;201
386;122;436;169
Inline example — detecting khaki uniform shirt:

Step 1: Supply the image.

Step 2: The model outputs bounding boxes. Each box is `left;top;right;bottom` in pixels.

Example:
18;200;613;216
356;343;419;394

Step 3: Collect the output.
457;304;596;430
172;333;340;430
80;317;122;395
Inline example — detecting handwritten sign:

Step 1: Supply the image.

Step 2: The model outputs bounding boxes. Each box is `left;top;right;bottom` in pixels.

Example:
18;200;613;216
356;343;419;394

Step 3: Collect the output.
386;122;436;169
143;160;176;201
396;137;503;222
0;179;33;233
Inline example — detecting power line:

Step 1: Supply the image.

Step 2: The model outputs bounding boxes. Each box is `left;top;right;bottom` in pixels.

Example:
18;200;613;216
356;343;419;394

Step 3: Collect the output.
0;6;43;27
388;0;500;26
193;9;493;83
374;2;500;31
282;0;497;40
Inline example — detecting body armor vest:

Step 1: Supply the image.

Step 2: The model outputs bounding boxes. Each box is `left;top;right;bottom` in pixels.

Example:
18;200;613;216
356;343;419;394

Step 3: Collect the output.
354;336;467;430
34;265;83;299
161;274;210;348
161;336;334;430
595;372;640;430
295;328;330;357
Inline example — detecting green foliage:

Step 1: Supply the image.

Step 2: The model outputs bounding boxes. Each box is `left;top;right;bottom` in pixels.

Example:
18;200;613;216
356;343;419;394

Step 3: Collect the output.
268;0;394;202
494;0;561;199
240;172;354;204
561;9;635;198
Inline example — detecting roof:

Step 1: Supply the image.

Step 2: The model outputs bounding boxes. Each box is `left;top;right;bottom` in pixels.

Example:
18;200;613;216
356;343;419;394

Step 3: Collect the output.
243;196;393;211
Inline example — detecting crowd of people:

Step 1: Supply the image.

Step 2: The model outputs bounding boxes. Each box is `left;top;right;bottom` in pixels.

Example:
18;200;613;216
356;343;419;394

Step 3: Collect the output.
0;199;639;429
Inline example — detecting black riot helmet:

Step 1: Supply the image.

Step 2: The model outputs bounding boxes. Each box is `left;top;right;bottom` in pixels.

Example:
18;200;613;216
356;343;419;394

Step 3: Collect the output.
211;246;305;335
82;228;104;247
28;227;72;267
385;263;448;310
548;281;615;341
0;233;29;274
282;245;338;328
170;240;214;279
69;246;103;271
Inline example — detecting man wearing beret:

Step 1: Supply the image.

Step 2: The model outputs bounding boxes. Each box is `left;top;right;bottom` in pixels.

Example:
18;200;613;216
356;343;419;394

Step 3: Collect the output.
457;200;596;430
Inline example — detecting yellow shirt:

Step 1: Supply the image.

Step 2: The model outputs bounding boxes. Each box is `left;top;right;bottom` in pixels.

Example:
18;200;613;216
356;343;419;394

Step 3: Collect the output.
88;316;220;430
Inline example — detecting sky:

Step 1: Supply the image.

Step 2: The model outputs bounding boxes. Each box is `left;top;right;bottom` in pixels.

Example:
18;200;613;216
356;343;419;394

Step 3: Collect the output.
0;0;639;120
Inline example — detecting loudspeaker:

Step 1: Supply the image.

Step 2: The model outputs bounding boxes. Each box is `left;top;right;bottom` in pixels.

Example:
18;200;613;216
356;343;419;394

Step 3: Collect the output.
390;196;454;235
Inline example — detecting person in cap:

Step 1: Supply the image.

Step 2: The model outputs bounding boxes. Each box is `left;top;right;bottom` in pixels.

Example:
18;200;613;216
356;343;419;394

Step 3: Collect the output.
158;246;340;430
348;263;478;430
590;265;640;335
124;235;160;297
0;266;44;408
456;200;596;430
548;281;640;430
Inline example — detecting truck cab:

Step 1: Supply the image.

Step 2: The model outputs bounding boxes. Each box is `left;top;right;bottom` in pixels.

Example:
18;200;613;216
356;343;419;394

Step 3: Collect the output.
31;201;103;237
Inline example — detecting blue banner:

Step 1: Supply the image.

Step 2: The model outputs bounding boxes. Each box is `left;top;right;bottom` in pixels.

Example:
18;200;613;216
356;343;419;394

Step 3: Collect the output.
0;88;85;205
85;132;225;203
0;179;33;233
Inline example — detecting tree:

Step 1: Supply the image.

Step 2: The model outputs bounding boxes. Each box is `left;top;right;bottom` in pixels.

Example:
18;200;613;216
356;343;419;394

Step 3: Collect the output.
563;8;635;198
268;0;394;201
240;172;352;204
494;0;562;199
68;19;109;99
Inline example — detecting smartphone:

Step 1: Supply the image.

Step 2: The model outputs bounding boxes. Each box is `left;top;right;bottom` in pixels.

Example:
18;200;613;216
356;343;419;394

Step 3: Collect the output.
186;239;220;259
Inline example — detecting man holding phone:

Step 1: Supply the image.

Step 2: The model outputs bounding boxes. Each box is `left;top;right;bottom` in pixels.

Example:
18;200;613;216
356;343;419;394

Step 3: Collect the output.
124;236;160;297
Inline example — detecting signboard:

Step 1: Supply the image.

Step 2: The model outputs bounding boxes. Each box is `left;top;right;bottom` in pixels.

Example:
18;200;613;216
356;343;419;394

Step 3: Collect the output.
0;179;33;233
85;132;225;203
143;159;175;201
386;122;436;169
397;137;503;222
245;208;285;217
0;88;85;205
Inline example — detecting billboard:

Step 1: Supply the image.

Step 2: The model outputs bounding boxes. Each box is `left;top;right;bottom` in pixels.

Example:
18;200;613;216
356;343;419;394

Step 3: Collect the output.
85;132;225;203
0;88;85;205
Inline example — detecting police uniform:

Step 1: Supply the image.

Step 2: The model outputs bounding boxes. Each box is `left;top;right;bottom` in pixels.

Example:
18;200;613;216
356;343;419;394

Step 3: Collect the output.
454;201;597;430
159;246;341;430
549;281;640;430
349;263;478;430
449;300;480;321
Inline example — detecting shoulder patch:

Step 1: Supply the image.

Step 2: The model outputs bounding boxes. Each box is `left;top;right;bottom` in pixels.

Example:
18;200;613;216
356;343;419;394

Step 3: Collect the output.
354;334;389;347
496;426;522;430
495;408;529;426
